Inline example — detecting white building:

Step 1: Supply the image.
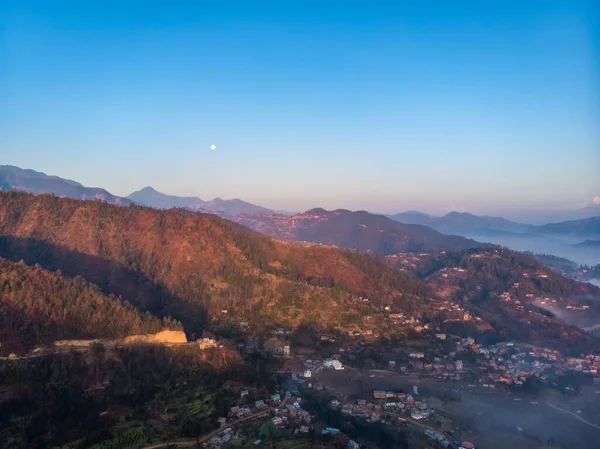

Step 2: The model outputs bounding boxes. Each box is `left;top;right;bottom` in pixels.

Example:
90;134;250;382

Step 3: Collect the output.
324;358;344;370
198;338;217;349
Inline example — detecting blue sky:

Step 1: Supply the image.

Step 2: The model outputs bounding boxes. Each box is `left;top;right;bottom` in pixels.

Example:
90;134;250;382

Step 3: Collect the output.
1;1;599;215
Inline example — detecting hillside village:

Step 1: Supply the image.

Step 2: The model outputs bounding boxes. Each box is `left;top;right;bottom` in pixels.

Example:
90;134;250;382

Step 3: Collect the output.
208;317;600;449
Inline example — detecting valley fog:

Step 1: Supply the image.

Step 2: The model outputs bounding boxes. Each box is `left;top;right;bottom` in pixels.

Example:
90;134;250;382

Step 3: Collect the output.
590;279;600;288
461;233;600;267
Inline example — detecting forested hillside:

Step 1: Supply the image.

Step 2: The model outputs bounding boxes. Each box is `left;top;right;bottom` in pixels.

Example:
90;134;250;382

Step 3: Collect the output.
235;208;482;255
386;248;600;352
0;191;431;336
0;345;252;448
0;257;179;353
388;247;599;299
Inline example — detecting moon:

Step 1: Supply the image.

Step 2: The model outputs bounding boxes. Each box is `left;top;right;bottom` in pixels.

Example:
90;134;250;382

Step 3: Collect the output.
210;144;216;151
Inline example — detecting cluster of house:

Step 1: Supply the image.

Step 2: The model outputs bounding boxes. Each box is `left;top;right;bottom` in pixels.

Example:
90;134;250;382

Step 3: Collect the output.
457;339;600;386
499;290;561;321
394;306;475;333
203;389;322;447
316;428;361;449
327;390;433;425
301;356;344;378
568;265;600;284
439;267;467;278
271;393;313;434
244;334;292;358
534;294;590;313
386;352;465;381
424;431;478;449
324;358;344;370
347;329;375;337
206;427;236;447
499;274;593;320
267;343;291;357
386;252;430;268
197;337;218;350
320;335;336;343
435;300;473;322
374;390;433;420
227;391;283;421
424;429;452;447
499;290;526;309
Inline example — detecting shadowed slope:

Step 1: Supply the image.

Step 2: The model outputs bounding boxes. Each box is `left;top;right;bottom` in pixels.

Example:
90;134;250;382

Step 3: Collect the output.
0;257;178;352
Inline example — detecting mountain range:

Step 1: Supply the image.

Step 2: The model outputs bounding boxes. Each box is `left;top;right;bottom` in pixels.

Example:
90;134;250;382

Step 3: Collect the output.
127;186;274;215
3;164;598;235
534;216;600;237
575;240;600;249
0;190;432;348
0;165;134;205
1;190;598;355
234;208;482;255
388;210;600;266
1;165;598;265
393;204;600;226
390;211;530;235
0;166;483;256
0;165;274;216
390;210;600;238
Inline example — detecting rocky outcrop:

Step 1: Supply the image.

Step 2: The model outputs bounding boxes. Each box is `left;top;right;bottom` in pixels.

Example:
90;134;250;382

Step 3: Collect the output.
123;330;187;344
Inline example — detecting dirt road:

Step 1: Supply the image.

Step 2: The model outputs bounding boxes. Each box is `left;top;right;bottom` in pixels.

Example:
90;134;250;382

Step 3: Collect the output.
545;401;600;430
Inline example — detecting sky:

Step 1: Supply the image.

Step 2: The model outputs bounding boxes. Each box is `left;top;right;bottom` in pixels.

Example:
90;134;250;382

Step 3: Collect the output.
1;1;599;215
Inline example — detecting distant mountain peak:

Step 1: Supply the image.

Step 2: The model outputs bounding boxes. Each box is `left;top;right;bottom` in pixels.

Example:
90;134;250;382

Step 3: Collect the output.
574;239;600;248
390;209;529;235
402;210;432;217
445;211;473;217
126;187;272;215
0;165;131;205
303;207;328;215
535;216;600;237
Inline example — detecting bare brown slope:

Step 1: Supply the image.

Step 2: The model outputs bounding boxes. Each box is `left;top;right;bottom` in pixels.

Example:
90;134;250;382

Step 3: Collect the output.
0;191;430;335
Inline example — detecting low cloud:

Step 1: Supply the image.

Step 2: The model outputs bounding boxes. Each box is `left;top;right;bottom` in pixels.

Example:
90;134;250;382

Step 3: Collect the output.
593;196;600;205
